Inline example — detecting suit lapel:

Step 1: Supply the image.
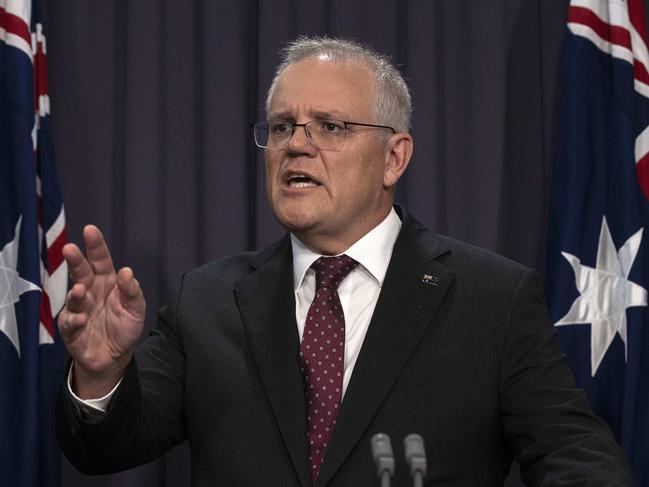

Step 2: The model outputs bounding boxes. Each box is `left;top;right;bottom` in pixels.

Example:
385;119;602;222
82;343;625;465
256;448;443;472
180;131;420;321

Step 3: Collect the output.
234;238;311;487
316;214;454;487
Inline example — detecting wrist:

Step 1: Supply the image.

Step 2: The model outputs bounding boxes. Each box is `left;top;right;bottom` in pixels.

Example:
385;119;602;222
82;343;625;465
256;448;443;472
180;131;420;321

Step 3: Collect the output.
71;354;131;399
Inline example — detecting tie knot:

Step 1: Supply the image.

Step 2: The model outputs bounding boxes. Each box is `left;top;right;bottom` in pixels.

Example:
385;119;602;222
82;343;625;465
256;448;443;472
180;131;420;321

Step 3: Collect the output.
311;255;358;291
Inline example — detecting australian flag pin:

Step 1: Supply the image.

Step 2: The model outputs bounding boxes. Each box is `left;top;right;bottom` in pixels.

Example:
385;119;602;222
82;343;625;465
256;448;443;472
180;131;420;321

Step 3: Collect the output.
422;273;439;286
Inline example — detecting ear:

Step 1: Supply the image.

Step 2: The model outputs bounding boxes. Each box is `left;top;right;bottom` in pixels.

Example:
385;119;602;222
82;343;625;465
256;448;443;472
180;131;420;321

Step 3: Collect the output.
383;132;413;188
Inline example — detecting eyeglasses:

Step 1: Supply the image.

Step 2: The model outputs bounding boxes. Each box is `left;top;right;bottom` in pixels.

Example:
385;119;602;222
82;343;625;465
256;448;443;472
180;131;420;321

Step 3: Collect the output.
252;119;396;152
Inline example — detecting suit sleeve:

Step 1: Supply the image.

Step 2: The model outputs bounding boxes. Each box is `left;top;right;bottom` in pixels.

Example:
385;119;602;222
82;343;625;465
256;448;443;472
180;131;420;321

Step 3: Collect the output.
56;275;188;475
499;269;633;486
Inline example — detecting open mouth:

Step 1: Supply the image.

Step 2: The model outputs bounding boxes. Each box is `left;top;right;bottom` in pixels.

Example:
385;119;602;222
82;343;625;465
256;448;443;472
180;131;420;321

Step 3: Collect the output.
286;174;320;188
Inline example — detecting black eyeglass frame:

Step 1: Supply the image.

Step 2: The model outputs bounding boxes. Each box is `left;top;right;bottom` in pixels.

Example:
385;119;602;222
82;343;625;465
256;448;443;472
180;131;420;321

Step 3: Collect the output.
251;119;397;150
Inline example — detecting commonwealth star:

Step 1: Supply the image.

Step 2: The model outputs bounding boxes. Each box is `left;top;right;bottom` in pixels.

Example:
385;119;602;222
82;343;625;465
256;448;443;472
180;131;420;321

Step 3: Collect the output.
0;216;41;357
555;216;648;376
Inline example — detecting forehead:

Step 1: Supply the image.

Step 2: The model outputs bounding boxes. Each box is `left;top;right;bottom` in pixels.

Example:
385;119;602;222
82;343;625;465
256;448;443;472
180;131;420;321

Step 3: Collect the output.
269;59;376;119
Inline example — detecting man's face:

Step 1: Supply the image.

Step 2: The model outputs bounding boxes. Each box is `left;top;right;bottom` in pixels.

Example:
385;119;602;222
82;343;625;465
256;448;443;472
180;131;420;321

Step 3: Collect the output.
265;59;395;254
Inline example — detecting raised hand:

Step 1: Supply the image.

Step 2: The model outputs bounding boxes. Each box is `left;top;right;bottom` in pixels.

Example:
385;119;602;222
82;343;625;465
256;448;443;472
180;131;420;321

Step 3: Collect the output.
58;225;146;399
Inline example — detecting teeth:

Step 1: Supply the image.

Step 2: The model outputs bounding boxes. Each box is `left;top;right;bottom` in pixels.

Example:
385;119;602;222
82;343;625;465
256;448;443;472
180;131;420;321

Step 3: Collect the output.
287;174;318;188
289;181;318;188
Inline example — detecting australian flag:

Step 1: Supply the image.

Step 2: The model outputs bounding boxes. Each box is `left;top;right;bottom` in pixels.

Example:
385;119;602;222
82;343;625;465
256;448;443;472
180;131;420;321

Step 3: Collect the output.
546;0;649;484
0;0;67;485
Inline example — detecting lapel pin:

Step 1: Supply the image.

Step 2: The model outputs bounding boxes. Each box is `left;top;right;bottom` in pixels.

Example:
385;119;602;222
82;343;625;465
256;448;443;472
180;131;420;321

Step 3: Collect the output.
421;274;439;286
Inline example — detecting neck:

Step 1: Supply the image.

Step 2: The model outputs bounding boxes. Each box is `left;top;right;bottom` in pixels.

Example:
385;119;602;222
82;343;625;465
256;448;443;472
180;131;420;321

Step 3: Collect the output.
294;207;393;255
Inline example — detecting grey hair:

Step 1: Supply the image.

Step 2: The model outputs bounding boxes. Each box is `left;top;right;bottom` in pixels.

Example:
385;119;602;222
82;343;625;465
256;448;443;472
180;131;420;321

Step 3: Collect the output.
265;36;412;133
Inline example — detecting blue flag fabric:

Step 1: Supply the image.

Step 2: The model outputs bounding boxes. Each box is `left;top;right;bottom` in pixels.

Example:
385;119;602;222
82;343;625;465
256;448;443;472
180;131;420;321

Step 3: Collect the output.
546;0;649;484
0;0;67;485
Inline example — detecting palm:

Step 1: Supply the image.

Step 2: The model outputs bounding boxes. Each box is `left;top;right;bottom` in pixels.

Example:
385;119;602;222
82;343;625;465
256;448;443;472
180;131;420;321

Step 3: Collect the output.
70;274;143;370
59;226;146;376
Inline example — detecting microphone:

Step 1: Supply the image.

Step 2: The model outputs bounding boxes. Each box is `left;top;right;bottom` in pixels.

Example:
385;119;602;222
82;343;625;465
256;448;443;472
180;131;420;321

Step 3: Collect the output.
404;433;427;487
371;433;395;487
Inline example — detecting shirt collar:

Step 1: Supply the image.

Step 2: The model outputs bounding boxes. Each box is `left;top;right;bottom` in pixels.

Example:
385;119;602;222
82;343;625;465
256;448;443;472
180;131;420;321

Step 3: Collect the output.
291;207;402;292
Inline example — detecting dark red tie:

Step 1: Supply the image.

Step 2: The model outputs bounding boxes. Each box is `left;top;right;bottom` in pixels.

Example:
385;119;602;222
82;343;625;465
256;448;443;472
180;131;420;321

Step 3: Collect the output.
300;255;358;481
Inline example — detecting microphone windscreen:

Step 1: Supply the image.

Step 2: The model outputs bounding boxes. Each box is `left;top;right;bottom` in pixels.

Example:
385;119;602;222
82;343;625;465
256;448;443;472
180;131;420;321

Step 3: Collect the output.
371;433;395;476
404;433;427;475
404;433;425;461
371;433;393;459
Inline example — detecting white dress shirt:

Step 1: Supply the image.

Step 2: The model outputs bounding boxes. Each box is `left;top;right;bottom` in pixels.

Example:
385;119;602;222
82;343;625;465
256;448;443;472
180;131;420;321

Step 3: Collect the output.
70;208;402;411
291;208;401;397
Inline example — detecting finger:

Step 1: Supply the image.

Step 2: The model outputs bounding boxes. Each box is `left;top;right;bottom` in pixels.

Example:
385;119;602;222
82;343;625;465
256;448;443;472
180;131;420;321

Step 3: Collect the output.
117;267;146;315
65;283;88;313
63;243;95;289
58;309;89;340
84;225;116;276
117;267;140;299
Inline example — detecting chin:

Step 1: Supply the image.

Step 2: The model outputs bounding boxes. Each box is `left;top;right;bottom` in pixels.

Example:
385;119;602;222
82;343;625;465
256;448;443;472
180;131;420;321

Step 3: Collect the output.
277;217;318;234
274;207;318;233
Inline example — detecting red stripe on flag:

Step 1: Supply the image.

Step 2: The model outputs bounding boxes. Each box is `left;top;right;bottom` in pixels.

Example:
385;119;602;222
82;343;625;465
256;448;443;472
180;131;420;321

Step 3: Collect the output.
628;0;649;87
568;5;649;88
628;0;649;46
637;153;649;201
34;46;49;98
0;6;31;47
568;6;632;50
40;291;55;339
633;59;649;86
47;227;67;275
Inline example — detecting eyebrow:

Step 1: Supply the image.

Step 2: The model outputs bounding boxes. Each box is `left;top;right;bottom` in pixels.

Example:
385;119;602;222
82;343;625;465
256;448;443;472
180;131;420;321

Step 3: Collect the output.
267;109;350;121
267;111;294;122
310;110;349;120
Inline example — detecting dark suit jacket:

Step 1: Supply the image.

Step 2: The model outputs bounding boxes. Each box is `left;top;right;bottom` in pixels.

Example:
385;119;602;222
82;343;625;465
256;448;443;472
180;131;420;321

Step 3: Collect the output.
57;209;632;486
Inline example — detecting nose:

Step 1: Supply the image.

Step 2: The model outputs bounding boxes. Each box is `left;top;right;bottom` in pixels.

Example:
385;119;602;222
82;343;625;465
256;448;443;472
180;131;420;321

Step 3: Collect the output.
287;124;317;156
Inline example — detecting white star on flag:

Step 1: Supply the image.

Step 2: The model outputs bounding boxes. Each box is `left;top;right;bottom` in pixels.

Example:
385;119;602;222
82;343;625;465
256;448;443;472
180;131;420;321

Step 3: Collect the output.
555;216;648;376
0;216;41;357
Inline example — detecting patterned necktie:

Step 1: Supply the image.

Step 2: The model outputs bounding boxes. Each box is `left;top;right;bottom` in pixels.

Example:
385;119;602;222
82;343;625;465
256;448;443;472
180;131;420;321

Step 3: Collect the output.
300;254;358;481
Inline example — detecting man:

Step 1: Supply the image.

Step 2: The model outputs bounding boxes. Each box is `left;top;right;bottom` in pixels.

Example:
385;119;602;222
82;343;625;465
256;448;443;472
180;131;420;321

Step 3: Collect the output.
56;37;632;486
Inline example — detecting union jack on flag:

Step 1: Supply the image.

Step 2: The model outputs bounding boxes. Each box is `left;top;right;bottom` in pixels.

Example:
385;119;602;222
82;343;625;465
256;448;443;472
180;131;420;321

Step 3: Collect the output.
546;0;649;484
0;0;67;485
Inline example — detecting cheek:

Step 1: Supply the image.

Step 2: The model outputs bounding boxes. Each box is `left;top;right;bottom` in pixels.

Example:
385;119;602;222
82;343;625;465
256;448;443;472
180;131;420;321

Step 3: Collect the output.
338;152;384;189
265;155;280;189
